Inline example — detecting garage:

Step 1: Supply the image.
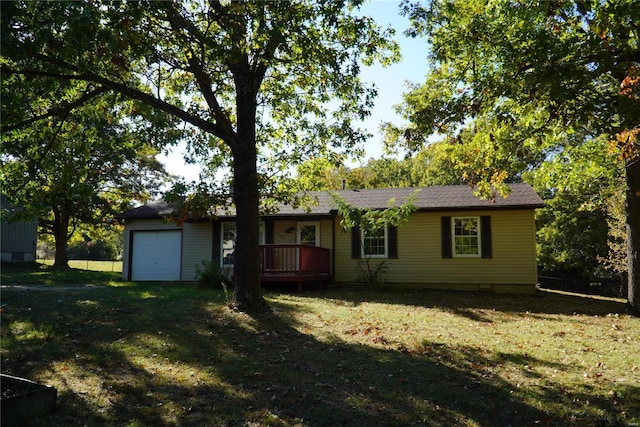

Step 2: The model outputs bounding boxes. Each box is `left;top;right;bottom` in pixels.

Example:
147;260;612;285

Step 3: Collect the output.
131;230;182;281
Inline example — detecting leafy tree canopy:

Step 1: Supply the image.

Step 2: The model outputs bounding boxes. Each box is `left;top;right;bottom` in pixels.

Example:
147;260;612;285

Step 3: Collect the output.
1;78;172;267
530;135;625;286
394;0;639;141
388;0;639;310
1;0;398;310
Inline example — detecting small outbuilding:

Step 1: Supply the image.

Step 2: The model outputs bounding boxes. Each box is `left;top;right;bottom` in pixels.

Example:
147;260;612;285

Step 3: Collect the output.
1;195;37;263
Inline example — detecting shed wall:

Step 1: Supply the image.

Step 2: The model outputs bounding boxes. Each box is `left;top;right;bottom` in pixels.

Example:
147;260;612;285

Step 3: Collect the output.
1;196;37;262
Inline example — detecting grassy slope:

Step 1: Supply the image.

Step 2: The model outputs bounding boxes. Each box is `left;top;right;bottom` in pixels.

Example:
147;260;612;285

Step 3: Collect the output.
37;259;123;273
1;264;639;426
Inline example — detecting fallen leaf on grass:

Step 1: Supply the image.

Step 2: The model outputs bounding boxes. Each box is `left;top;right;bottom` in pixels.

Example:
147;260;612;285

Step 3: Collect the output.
372;336;388;345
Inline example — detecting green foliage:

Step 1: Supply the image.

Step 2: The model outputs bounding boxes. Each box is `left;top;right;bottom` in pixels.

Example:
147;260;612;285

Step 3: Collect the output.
528;136;626;295
68;240;119;262
393;0;639;308
392;0;639;192
2;0;399;195
293;157;346;191
405;142;465;187
63;223;124;261
0;82;171;267
295;149;465;192
399;0;640;138
194;260;234;307
536;194;609;274
194;261;229;290
356;259;389;284
600;186;628;278
1;0;399;310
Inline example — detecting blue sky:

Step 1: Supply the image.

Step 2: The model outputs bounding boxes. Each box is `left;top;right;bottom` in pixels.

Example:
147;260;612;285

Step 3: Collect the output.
357;0;430;159
159;0;431;182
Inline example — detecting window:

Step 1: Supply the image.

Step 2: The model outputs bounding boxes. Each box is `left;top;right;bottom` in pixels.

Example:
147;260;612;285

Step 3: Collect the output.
441;216;492;259
297;221;320;246
220;222;265;266
221;222;236;266
453;217;480;257
362;226;387;258
351;225;398;259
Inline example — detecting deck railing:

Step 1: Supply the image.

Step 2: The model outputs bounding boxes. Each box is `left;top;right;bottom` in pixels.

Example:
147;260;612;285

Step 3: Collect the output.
259;244;330;277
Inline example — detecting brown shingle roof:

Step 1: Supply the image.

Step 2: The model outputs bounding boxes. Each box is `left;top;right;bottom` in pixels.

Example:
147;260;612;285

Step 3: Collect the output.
116;199;180;219
118;183;543;219
273;183;544;215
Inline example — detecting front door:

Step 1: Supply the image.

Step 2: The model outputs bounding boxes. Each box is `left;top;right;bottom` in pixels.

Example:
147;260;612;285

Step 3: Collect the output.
297;221;320;246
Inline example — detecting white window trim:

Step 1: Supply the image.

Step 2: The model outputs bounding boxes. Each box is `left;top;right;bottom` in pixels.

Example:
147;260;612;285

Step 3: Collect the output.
297;221;320;246
221;222;236;267
220;221;265;267
361;225;388;258
452;216;481;258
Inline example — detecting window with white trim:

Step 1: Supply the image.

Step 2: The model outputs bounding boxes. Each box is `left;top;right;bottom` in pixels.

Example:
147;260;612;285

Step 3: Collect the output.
220;221;264;266
362;226;387;258
221;222;236;267
453;217;480;257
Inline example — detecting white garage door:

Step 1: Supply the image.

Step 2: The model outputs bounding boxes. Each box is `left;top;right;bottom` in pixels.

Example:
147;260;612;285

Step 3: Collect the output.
131;231;182;281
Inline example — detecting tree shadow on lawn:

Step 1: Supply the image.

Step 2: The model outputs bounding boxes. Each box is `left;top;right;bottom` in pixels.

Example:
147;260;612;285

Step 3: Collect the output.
1;284;636;426
305;286;631;319
1;261;121;287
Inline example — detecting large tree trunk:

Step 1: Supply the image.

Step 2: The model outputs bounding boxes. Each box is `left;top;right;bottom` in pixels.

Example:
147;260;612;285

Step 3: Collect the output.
52;207;70;269
230;73;267;312
626;159;639;314
232;145;265;311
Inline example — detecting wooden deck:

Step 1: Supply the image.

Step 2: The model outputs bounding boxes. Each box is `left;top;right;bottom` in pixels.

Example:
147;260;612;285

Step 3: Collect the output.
259;244;331;291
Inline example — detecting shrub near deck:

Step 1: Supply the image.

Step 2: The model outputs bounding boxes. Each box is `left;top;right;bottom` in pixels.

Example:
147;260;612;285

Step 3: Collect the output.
1;268;638;426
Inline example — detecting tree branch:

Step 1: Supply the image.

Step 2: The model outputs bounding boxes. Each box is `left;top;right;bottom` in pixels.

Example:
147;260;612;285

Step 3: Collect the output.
7;54;227;140
254;10;285;84
1;86;108;132
163;3;237;146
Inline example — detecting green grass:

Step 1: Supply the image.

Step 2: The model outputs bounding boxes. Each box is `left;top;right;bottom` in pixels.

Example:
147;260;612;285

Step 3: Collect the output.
2;261;123;287
1;265;639;426
38;259;123;273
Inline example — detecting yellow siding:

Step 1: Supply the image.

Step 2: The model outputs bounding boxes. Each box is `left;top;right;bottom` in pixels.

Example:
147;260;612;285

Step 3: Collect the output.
320;219;334;274
319;219;333;252
181;222;213;281
334;210;538;291
273;220;297;244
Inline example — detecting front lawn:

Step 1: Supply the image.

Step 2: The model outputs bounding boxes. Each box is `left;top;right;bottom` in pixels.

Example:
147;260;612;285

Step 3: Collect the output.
1;266;638;426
